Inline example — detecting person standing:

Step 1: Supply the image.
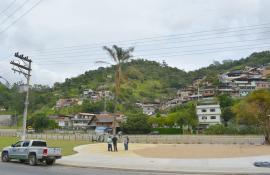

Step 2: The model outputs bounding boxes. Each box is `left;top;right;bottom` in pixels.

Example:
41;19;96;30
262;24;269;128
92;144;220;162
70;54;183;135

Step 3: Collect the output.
123;136;129;151
107;136;113;151
112;135;118;152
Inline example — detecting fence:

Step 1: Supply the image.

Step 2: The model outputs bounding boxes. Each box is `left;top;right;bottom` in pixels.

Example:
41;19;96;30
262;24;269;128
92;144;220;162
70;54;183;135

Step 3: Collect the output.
0;131;265;145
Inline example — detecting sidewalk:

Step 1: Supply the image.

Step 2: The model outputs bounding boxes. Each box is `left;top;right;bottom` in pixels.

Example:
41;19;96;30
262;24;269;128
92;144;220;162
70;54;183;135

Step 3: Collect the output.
58;143;270;174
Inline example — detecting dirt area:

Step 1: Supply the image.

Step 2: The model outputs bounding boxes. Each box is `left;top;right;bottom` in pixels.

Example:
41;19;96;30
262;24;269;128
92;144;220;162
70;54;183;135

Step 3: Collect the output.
132;144;270;159
83;143;270;159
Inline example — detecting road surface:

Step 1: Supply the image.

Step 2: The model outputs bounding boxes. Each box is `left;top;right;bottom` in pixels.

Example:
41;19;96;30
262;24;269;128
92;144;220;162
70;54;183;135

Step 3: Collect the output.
0;161;217;175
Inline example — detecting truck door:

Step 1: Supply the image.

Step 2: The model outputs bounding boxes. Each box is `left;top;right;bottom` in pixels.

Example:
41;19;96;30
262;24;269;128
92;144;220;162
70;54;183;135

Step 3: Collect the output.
18;141;30;160
9;141;23;159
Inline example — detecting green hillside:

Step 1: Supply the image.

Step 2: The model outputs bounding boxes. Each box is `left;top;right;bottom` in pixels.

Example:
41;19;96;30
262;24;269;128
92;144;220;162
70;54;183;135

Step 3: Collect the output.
1;51;270;115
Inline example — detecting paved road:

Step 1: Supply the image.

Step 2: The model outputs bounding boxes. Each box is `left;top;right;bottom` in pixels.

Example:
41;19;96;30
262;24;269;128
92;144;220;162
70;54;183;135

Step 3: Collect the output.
0;161;220;175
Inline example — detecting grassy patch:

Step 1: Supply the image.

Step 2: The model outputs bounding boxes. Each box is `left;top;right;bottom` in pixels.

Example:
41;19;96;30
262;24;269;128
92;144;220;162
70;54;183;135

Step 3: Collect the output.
0;136;91;156
47;140;91;156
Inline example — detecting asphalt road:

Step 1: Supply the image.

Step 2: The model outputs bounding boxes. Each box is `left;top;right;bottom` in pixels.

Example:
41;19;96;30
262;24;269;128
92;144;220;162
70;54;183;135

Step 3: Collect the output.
0;161;226;175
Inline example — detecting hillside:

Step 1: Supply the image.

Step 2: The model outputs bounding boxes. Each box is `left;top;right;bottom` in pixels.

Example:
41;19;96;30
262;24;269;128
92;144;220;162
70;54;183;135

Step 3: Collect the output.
1;50;270;115
55;51;270;102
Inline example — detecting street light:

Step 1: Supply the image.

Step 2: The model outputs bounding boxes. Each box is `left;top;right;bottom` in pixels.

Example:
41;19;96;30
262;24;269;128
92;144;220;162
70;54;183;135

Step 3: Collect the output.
95;61;117;135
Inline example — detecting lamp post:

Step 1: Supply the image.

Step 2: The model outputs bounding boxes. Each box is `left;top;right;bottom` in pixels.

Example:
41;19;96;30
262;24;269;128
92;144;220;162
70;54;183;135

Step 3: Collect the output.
95;61;117;135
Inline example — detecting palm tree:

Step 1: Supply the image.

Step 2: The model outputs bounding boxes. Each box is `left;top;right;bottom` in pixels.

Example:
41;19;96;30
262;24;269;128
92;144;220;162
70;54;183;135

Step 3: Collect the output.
103;45;134;98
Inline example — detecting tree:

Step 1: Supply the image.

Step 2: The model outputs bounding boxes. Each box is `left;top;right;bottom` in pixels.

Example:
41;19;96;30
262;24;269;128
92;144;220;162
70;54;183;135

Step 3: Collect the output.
103;45;134;98
121;113;151;134
233;90;270;144
218;94;235;125
28;113;51;132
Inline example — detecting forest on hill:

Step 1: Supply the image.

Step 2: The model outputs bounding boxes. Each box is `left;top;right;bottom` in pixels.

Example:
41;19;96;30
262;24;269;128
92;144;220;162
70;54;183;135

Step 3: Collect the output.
1;50;270;116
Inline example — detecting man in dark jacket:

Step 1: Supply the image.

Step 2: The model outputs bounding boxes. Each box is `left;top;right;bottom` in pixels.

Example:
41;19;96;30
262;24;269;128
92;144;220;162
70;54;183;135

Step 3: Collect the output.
112;135;118;152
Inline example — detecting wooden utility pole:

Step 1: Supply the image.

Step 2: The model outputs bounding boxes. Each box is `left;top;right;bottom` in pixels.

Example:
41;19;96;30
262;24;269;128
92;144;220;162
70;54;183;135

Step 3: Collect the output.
10;52;32;140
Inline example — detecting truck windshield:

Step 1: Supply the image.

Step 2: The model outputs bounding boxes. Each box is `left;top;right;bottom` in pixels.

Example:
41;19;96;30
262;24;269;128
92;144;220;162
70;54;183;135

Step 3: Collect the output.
31;141;47;147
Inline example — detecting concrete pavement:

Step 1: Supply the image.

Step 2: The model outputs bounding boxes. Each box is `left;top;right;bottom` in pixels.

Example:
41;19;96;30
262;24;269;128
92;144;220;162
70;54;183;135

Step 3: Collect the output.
58;143;270;174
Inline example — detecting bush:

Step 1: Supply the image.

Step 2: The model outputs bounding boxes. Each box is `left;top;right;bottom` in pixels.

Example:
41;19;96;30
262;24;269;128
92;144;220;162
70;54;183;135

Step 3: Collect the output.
204;124;227;135
121;113;151;134
151;128;182;134
204;124;263;135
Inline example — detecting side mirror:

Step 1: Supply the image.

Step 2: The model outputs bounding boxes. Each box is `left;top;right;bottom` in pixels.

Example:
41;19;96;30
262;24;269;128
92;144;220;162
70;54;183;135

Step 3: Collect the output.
11;144;15;147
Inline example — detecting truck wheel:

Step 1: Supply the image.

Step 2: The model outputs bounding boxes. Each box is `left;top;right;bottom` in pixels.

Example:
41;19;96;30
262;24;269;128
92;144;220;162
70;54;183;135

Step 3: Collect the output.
19;159;26;163
46;159;55;165
29;154;37;166
1;152;9;162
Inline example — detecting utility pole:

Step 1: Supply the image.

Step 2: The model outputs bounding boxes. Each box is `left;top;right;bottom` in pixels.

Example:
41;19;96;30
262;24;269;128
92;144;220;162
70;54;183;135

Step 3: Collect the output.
10;52;32;140
104;91;107;113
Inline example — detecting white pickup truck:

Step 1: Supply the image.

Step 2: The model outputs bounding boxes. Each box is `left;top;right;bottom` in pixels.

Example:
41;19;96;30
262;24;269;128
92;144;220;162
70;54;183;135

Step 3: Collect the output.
1;140;61;166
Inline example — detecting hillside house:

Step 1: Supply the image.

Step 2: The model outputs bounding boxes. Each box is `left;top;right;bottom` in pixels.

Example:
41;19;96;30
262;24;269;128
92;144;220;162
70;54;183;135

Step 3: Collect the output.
201;87;216;97
48;115;72;128
56;98;79;108
162;98;182;110
142;104;159;115
196;102;222;129
71;113;96;129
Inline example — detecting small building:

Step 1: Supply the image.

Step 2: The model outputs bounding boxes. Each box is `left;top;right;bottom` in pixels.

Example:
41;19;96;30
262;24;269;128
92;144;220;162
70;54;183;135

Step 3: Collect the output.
71;113;96;130
48;115;72;128
55;98;79;108
196;102;222;129
202;87;216;97
162;98;182;110
142;104;158;115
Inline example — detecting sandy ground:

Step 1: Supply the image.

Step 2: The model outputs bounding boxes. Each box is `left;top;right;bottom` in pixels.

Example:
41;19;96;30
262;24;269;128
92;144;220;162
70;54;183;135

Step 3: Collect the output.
85;143;270;159
133;144;270;158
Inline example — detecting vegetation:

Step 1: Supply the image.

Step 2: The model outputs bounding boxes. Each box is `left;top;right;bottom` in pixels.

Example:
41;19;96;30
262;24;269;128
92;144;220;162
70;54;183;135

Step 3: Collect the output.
148;102;197;133
103;45;134;98
121;113;151;134
1;51;270;134
27;113;57;132
204;124;262;135
0;136;91;156
233;90;270;144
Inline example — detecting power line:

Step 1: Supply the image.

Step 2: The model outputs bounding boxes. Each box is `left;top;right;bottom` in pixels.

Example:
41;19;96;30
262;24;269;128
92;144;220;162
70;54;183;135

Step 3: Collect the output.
0;0;17;17
34;43;270;65
30;33;270;59
0;0;43;35
26;29;270;60
25;22;270;54
0;0;30;26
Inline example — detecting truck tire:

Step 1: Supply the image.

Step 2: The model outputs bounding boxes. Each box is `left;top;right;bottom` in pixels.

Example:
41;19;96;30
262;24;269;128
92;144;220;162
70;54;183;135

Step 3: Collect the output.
1;152;9;162
29;154;37;166
19;159;26;163
46;159;55;165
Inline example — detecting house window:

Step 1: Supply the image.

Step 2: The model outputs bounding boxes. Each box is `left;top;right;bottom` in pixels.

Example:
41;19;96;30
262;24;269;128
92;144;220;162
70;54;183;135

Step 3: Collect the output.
201;109;207;112
210;116;216;119
201;116;207;120
210;108;215;112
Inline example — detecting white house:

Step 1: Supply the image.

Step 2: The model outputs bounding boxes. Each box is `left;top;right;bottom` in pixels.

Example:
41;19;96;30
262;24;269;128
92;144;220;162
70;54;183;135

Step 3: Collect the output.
196;104;222;129
142;104;157;116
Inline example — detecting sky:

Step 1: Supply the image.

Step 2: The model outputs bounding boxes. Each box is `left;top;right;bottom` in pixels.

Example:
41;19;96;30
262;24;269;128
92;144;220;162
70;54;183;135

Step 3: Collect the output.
0;0;270;86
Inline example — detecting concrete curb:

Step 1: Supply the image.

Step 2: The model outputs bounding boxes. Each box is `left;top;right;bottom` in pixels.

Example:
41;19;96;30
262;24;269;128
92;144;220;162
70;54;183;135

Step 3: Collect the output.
56;162;270;175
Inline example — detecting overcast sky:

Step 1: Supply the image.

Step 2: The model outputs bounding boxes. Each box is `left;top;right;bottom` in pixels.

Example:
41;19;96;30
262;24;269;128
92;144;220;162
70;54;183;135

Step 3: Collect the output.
1;0;270;86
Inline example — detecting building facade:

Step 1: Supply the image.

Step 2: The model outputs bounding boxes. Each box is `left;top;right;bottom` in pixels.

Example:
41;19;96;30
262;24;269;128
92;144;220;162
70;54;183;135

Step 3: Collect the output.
196;104;222;129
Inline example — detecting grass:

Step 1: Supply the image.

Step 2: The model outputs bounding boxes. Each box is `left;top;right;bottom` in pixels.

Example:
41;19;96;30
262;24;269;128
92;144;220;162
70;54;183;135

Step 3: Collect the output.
0;136;91;156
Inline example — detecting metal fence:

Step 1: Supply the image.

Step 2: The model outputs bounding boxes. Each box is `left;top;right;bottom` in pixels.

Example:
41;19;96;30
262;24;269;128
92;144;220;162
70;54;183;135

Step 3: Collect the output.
0;131;265;145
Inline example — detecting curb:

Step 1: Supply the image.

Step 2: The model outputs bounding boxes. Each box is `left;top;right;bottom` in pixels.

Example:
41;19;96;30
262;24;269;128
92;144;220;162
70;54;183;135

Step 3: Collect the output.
57;162;270;175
